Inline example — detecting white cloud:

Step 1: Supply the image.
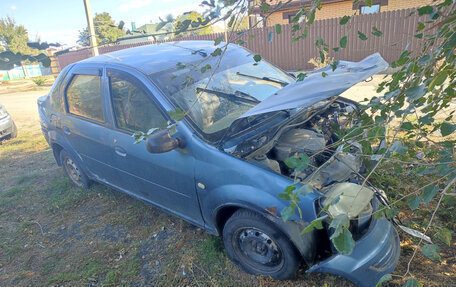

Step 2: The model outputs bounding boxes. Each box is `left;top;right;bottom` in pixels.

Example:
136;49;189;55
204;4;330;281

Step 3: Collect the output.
118;0;154;12
10;5;17;10
32;29;80;47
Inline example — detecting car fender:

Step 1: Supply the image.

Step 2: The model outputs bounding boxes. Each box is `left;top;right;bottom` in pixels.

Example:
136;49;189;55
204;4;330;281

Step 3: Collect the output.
48;130;89;176
204;184;319;265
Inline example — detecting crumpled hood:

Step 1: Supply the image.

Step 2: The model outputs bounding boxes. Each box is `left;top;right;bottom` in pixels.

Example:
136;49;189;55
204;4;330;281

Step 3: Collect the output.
240;53;389;118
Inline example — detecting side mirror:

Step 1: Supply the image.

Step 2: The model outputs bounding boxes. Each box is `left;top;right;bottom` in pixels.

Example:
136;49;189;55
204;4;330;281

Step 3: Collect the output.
146;130;186;154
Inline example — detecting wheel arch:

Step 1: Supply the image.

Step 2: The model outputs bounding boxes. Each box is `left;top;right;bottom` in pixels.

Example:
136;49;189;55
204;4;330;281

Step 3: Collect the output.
213;203;317;266
51;142;64;165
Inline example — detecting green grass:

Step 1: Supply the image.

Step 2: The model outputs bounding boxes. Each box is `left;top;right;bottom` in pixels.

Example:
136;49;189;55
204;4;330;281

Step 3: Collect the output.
46;258;104;285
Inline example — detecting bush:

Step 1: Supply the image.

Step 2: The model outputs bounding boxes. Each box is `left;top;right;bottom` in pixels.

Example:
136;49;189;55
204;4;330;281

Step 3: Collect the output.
32;77;46;86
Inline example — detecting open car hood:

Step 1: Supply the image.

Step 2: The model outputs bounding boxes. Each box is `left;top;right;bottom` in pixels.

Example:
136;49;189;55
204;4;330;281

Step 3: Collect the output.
240;53;389;118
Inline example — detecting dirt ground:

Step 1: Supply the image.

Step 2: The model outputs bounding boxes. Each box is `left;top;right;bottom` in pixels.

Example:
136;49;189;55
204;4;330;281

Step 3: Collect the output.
0;80;455;286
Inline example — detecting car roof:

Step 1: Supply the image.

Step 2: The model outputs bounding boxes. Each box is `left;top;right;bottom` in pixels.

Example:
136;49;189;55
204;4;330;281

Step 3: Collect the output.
80;40;235;75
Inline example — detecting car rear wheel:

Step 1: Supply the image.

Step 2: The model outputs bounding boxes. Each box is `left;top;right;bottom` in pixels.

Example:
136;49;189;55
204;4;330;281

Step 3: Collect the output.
60;150;90;188
10;122;17;138
222;209;300;280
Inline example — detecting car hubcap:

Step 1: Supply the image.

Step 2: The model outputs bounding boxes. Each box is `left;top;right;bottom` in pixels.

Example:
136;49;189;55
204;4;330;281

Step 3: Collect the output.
237;228;282;267
64;157;83;186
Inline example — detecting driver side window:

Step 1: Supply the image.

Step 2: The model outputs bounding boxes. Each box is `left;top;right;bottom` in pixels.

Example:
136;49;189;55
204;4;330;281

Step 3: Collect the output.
108;69;167;133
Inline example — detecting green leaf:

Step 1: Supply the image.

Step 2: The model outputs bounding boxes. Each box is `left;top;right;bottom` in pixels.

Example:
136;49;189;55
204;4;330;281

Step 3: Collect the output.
407;195;421;210
329;214;350;239
365;0;373;6
372;27;383;37
405;85;426;100
340;36;347;48
331;227;355;255
401;122;414;131
417;5;433;16
253;54;262;62
200;64;211;73
167;108;185;121
307;11;315;25
214;35;223;46
339;15;350;25
301;216;326;234
281;205;295;222
210;48;222;57
376;274;392;287
176;62;186;69
319;51;325;63
275;24;281;34
358;31;368;41
228;16;235;28
440;122;456;137
417;22;425;31
437;228;452;246
421;244;441;261
384;206;398;219
421;185;439;204
260;2;270;13
330;60;339;71
429;71;448;90
403;278;420;287
296;73;307;81
390;141;408;155
296;184;313;196
284;153;310;172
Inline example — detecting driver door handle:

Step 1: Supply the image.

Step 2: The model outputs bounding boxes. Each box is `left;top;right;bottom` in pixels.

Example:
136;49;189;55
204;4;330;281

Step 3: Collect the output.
63;126;71;135
114;146;127;157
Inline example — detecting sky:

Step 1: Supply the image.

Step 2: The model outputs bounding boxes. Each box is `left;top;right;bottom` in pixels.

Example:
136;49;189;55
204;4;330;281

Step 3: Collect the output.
0;0;205;47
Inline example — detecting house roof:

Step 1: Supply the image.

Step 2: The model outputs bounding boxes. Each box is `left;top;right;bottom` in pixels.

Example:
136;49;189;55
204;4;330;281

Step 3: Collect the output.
252;0;348;14
80;41;226;75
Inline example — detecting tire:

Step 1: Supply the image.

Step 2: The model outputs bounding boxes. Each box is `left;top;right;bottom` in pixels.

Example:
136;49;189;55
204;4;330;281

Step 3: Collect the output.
59;150;90;188
10;122;17;138
222;209;300;280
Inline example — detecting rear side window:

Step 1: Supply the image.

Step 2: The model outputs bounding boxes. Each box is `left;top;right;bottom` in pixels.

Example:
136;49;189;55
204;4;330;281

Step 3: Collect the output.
108;69;167;133
66;75;104;122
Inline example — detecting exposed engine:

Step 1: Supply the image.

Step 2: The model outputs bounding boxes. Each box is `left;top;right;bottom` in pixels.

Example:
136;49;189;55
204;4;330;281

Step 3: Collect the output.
252;99;363;190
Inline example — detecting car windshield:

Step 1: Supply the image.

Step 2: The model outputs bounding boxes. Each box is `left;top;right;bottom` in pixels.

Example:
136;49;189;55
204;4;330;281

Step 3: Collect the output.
149;47;294;141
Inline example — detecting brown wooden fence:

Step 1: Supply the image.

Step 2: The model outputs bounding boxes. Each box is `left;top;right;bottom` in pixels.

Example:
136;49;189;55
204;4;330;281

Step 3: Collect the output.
56;8;424;72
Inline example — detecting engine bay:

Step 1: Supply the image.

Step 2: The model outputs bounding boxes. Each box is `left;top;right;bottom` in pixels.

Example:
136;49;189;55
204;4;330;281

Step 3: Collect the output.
245;98;364;190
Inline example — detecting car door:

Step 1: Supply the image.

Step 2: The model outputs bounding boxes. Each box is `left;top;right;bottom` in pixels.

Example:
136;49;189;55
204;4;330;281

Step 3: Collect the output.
105;67;203;224
60;66;115;181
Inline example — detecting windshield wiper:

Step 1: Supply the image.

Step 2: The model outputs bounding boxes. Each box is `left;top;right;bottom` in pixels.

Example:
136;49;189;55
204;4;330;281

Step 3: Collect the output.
236;72;289;87
196;87;260;103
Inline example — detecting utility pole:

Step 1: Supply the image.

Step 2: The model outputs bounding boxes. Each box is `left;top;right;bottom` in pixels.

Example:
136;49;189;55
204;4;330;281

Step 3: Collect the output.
83;0;99;56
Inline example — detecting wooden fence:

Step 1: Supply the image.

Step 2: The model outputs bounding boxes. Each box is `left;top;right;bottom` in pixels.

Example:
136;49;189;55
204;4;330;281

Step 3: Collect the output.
56;8;425;71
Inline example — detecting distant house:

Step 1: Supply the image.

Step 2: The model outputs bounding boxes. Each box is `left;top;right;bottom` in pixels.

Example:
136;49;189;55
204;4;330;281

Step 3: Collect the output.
249;0;432;27
116;23;174;45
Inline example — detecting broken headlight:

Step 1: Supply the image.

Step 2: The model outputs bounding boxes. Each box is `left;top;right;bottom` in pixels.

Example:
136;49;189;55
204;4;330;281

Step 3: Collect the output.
323;182;374;219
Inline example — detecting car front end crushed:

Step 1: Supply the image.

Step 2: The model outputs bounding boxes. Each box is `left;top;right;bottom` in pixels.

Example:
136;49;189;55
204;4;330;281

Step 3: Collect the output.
307;214;400;287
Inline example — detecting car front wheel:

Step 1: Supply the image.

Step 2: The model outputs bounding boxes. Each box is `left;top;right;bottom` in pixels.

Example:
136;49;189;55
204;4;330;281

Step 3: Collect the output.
222;209;300;280
60;150;90;188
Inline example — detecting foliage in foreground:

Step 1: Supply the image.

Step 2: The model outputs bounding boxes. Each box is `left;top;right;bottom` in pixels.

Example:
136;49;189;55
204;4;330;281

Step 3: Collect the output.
155;0;455;285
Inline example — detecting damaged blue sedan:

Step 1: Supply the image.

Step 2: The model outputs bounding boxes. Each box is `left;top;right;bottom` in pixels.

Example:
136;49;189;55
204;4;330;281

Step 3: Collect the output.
38;41;400;286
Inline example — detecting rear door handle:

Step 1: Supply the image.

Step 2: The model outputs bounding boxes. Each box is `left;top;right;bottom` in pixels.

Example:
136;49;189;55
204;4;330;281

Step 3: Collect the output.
63;126;71;135
114;146;127;157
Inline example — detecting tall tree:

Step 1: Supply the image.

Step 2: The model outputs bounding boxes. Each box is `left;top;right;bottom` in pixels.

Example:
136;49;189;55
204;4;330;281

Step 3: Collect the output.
78;12;125;46
0;16;32;54
174;11;214;37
